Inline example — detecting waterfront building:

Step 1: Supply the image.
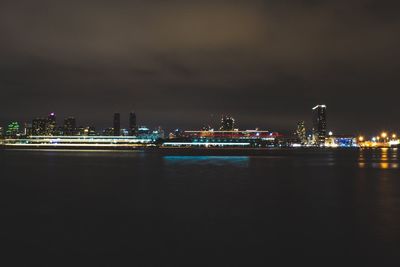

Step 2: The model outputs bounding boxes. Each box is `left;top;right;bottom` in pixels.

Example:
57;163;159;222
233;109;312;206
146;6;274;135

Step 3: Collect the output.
325;135;357;148
63;117;77;136
6;122;20;137
129;112;137;136
113;113;121;136
163;129;281;148
46;112;57;135
32;118;47;136
312;105;327;146
220;116;235;131
296;121;307;145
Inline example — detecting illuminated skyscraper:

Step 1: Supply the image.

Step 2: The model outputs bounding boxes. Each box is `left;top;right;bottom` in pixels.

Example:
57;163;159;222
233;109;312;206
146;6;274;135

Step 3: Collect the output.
46;112;57;135
312;105;327;146
296;121;307;145
220;115;235;131
113;113;121;136
129;112;137;136
6;122;20;137
32;118;47;136
64;117;76;136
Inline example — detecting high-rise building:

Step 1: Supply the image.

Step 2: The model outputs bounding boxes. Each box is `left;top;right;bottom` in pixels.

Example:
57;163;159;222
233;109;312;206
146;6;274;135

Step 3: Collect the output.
113;113;121;136
220;115;235;131
32;118;47;136
0;127;4;138
129;112;137;136
296;121;307;145
64;117;77;136
312;105;327;146
6;122;20;137
46;112;57;136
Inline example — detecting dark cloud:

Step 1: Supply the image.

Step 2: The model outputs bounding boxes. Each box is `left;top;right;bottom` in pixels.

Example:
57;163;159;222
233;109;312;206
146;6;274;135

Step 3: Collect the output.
0;0;399;134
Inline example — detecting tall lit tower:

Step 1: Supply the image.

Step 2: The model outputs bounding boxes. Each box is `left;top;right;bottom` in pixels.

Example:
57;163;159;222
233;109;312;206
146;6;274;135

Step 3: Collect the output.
129;112;137;136
46;112;57;136
113;113;121;136
32;118;47;136
312;105;327;146
296;121;307;145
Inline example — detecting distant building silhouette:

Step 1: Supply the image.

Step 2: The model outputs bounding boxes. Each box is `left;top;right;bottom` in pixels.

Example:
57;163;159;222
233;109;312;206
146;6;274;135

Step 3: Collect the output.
312;105;327;146
64;117;76;136
129;112;137;136
113;113;121;136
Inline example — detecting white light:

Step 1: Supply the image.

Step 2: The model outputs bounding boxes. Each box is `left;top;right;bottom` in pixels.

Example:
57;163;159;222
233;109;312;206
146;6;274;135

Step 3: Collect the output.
312;105;326;110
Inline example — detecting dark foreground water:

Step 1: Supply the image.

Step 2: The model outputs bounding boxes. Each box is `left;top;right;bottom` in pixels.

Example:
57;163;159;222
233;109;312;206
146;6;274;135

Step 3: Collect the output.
1;148;400;266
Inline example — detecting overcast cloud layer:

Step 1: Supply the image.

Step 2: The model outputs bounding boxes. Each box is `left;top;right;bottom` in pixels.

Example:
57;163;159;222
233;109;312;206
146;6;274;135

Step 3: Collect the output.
1;0;399;133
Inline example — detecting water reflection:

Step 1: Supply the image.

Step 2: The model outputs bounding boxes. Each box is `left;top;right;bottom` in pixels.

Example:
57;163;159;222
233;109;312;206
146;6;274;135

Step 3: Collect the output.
358;148;399;169
163;156;250;167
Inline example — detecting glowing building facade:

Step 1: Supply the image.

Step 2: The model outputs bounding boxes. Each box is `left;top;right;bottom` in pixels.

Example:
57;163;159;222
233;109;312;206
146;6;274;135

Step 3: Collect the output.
6;122;20;137
312;105;327;146
46;112;57;135
220;116;235;131
296;121;307;145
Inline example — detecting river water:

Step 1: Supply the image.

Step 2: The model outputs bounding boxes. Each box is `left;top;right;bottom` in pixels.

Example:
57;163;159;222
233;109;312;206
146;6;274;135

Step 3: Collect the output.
0;148;399;266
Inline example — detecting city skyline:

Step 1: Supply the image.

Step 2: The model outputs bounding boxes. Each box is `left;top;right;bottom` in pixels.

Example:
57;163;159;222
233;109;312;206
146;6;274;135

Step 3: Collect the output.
1;107;399;137
1;104;399;141
2;2;400;266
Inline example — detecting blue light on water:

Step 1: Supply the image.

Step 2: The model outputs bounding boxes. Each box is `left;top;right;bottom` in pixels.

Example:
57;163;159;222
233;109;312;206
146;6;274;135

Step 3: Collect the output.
163;156;250;167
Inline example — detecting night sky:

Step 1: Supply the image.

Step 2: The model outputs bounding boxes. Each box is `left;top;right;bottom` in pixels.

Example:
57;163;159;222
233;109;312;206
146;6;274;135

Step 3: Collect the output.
1;0;399;134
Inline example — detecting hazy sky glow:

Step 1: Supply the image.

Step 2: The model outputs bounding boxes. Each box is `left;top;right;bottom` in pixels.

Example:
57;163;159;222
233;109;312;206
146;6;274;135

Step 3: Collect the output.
1;0;399;133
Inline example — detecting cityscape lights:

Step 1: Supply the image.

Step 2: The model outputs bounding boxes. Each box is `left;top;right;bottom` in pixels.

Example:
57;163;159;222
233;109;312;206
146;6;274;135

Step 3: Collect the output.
1;105;400;149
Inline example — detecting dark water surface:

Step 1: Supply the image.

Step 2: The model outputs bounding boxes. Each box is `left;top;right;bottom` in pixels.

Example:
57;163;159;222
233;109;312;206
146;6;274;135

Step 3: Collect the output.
1;149;400;266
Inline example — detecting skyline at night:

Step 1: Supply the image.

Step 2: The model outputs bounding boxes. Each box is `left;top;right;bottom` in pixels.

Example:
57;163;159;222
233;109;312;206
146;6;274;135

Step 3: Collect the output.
2;104;400;149
1;105;398;137
2;2;400;265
